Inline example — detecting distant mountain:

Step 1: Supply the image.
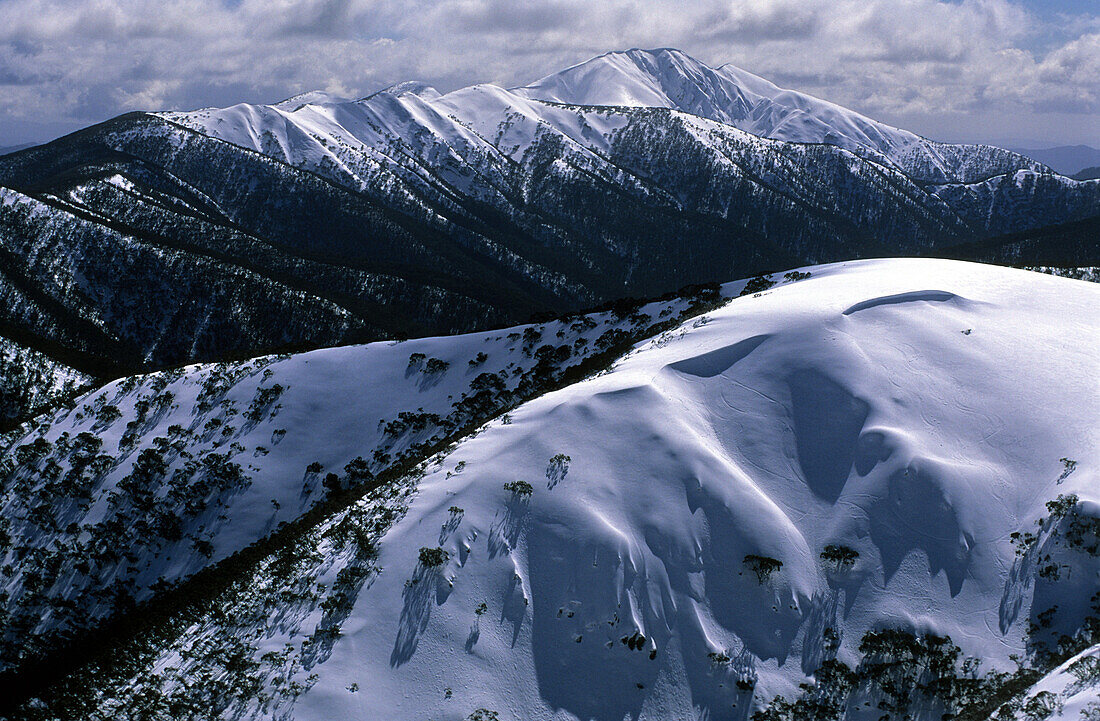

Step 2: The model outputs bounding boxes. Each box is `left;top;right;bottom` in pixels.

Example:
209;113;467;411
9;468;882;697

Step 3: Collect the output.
0;143;36;156
0;48;1097;425
1073;166;1100;181
1010;145;1100;176
514;48;1038;184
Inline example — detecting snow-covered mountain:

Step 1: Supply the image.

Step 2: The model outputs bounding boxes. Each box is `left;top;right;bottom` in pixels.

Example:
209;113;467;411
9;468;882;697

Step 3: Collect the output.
514;48;1034;184
166;48;1046;186
158;47;1060;194
3;259;1097;720
0;48;1097;425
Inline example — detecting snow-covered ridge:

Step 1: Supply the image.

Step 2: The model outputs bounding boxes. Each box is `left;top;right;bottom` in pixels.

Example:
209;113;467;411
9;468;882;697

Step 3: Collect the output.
510;49;1045;183
1009;644;1100;719
512;48;1048;184
12;259;1098;720
0;283;721;674
159;47;1048;186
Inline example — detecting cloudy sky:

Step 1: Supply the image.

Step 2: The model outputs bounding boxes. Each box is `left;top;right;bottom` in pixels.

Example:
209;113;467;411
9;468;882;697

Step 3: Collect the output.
1;0;1097;147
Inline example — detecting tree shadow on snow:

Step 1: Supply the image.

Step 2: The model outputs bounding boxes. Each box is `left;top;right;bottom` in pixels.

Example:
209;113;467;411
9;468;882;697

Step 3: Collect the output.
488;495;529;559
391;564;447;667
801;589;842;675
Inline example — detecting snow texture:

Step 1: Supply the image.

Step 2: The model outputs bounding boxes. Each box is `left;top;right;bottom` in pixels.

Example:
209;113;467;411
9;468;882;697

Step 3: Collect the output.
274;259;1097;720
27;259;1091;720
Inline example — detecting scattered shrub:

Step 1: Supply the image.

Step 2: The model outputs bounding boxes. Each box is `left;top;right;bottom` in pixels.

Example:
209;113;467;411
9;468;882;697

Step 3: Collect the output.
1068;655;1100;684
743;554;783;583
322;473;342;494
522;327;542;347
418;546;448;567
344;457;373;482
96;405;123;425
820;544;859;571
425;358;450;374
1021;690;1062;719
739;275;776;296
467;710;500;721
504;480;534;497
245;384;284;422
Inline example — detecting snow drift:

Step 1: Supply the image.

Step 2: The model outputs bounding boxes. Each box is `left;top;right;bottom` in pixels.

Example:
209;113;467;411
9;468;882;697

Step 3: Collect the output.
275;258;1097;720
8;259;1094;720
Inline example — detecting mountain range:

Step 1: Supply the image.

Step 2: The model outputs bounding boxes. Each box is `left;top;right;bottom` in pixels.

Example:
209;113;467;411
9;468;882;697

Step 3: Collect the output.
0;47;1096;423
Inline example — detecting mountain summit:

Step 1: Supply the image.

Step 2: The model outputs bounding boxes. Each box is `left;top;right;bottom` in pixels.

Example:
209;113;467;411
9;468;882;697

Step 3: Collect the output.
513;48;1016;181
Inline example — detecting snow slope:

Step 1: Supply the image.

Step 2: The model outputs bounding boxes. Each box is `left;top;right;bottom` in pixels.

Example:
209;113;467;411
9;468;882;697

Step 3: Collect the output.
24;259;1096;721
0;285;716;671
1008;643;1100;719
278;258;1098;721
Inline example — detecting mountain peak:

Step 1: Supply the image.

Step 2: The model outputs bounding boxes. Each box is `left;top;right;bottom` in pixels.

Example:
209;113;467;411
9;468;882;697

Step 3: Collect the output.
272;90;350;109
513;47;732;111
374;80;443;102
513;47;935;168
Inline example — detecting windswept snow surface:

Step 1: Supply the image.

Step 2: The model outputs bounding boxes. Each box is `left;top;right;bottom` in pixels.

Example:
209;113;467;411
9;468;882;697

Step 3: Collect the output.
9;260;1098;720
275;259;1097;721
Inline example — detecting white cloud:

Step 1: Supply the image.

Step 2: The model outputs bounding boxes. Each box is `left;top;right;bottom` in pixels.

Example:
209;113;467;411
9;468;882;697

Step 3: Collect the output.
0;0;1096;145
